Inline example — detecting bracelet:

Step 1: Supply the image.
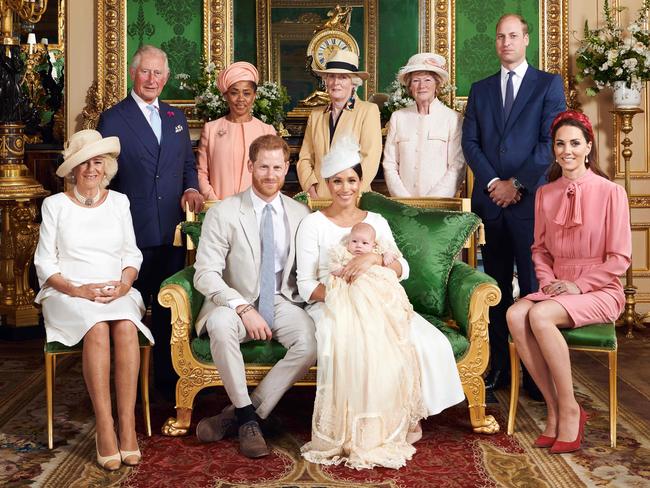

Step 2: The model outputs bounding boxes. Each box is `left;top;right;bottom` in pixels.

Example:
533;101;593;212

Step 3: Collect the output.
237;304;255;317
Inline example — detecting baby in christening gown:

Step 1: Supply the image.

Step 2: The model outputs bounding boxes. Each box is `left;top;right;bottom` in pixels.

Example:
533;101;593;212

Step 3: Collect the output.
301;222;426;470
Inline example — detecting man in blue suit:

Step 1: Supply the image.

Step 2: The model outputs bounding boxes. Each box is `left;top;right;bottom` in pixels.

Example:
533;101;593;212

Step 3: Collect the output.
462;14;565;400
98;45;204;395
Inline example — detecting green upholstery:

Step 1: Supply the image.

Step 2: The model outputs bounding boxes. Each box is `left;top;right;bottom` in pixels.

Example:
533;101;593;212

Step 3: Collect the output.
45;331;151;353
161;266;204;324
418;313;469;360
192;337;289;365
447;261;498;337
561;323;617;350
359;192;481;317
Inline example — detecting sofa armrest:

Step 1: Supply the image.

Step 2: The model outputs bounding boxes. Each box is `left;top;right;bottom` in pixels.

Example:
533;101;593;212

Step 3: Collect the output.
159;266;205;324
447;261;499;338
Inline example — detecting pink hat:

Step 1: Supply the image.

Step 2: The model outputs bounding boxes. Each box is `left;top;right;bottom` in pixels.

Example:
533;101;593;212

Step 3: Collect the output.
217;61;259;94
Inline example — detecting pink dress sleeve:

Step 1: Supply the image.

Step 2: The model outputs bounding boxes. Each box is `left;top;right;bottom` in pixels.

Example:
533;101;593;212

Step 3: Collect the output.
531;187;556;289
574;185;632;293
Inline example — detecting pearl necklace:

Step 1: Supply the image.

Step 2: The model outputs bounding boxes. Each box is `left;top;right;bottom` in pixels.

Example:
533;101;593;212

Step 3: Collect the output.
73;185;101;207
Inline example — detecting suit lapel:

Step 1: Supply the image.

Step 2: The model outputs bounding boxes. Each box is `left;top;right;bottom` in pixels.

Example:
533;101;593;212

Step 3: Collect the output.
488;73;505;136
158;102;174;168
239;191;261;266
504;66;538;134
120;96;160;159
280;194;297;285
320;109;331;152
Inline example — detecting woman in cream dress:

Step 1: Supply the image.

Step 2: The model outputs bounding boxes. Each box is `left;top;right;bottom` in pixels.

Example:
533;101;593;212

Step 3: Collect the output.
34;130;153;471
382;53;466;197
297;137;464;469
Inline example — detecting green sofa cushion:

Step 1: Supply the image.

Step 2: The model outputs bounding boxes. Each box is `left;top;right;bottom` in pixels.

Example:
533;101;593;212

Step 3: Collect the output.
561;323;616;350
46;331;151;353
447;261;498;337
418;314;469;360
191;336;289;364
359;192;481;317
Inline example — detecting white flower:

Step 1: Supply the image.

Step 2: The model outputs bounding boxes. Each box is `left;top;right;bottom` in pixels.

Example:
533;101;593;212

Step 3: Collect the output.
205;62;216;73
600;61;610;71
623;58;638;69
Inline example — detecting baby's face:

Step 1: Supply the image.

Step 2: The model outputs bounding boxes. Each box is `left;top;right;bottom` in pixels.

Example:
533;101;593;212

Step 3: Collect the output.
347;229;375;255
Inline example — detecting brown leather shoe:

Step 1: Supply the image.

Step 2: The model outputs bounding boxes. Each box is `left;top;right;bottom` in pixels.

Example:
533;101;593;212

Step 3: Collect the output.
238;420;270;458
196;407;237;443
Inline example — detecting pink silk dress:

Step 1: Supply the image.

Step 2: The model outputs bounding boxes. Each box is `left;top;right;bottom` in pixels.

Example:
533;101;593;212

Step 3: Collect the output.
524;169;631;327
196;116;275;200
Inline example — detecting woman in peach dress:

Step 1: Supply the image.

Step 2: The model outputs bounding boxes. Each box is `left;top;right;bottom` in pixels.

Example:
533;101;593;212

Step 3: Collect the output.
196;61;275;200
507;111;631;454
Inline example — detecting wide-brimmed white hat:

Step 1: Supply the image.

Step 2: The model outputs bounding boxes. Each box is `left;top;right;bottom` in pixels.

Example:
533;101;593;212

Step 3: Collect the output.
57;130;120;177
321;134;361;179
397;53;449;86
313;50;369;81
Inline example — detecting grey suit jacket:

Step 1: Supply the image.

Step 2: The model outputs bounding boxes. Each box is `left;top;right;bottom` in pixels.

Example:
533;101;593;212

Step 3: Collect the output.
193;189;311;335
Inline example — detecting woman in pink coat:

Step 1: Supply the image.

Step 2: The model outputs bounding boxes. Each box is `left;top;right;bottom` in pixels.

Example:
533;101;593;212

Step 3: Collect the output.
506;111;631;454
196;62;275;200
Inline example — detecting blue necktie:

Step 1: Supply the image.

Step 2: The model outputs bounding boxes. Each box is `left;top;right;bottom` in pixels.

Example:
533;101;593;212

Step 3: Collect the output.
258;204;275;327
503;71;515;121
146;104;161;143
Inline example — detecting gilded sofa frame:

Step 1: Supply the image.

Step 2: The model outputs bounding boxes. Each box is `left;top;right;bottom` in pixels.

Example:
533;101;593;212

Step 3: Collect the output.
158;196;501;437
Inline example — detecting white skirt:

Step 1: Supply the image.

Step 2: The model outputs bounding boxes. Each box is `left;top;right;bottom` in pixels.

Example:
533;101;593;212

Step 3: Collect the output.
39;289;154;346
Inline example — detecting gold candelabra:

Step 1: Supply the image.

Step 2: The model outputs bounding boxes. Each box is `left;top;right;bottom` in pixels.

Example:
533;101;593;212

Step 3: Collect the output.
612;107;646;338
0;0;50;327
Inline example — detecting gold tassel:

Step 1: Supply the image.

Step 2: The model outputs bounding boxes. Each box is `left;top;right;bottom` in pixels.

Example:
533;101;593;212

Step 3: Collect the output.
477;223;486;245
173;224;182;247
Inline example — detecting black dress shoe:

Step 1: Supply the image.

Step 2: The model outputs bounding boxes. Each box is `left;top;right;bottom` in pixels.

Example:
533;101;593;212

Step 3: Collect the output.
484;368;511;392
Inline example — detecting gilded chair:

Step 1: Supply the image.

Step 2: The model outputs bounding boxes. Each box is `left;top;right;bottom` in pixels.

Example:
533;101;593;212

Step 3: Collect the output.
507;322;618;447
159;192;501;437
44;333;153;449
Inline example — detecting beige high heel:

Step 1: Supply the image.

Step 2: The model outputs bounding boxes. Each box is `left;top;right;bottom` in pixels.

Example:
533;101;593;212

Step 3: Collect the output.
119;444;142;466
96;434;121;471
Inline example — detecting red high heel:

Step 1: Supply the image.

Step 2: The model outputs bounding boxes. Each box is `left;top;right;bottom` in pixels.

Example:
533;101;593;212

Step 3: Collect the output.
533;434;556;448
550;406;588;454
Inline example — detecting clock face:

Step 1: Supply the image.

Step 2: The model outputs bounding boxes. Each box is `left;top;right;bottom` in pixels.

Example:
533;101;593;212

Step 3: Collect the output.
308;29;359;71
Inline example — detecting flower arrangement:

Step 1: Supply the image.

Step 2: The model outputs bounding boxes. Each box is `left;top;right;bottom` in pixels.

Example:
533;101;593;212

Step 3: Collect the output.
576;0;650;95
176;61;290;132
380;78;459;121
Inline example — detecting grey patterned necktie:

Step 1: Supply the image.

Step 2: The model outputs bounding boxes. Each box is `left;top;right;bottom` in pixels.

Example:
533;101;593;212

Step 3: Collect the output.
503;70;515;121
258;203;275;327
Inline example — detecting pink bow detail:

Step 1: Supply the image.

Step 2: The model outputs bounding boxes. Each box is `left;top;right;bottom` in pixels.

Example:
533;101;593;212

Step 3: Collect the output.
553;182;583;228
424;58;443;68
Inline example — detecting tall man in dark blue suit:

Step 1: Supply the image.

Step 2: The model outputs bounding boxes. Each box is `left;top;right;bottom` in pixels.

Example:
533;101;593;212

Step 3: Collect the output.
462;14;565;399
98;45;204;394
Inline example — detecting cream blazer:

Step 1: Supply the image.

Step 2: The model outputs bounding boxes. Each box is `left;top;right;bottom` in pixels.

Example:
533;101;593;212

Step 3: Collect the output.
193;189;311;336
297;97;382;198
382;99;466;198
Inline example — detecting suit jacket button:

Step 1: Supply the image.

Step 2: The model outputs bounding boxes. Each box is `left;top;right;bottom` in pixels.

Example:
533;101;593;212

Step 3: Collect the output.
500;148;506;153
158;196;162;200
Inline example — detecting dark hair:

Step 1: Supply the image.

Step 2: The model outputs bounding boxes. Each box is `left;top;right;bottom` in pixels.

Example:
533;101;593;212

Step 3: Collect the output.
249;134;289;163
496;13;530;35
547;119;609;182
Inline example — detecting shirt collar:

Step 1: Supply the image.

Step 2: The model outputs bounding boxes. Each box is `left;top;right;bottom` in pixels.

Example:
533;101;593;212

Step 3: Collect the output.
325;95;356;113
249;188;283;215
131;89;159;110
501;60;528;79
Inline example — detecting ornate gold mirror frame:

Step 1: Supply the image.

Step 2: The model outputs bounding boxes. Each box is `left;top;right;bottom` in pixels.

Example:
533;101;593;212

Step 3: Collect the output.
85;0;234;128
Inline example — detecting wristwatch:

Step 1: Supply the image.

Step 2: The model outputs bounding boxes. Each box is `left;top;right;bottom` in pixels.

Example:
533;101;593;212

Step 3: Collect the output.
512;178;524;191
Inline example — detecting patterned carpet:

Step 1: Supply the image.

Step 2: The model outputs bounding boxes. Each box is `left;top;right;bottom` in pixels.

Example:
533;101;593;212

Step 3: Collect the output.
1;339;649;488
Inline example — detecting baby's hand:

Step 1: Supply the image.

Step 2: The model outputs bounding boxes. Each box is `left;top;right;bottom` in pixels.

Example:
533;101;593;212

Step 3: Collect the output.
382;252;398;266
331;267;343;277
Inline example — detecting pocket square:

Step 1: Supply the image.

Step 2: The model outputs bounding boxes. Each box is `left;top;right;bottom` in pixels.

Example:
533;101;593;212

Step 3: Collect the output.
175;125;183;133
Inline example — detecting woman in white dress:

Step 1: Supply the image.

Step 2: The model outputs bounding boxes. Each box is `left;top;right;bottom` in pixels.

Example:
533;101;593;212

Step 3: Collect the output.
297;136;464;469
34;130;154;471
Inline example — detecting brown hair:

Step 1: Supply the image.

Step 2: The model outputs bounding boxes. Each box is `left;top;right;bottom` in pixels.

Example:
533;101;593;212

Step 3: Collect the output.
249;134;289;163
547;118;609;182
496;14;530;35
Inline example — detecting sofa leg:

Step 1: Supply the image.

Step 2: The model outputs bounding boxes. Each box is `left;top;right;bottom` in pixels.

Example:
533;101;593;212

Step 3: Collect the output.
162;408;193;436
462;375;500;434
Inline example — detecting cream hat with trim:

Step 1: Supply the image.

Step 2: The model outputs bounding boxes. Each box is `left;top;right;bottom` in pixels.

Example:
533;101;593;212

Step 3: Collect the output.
397;52;449;86
321;134;361;179
57;130;120;177
313;50;369;81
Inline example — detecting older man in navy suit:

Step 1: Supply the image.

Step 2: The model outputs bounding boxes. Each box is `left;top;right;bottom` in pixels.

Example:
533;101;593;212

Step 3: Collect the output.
98;45;204;395
462;14;565;400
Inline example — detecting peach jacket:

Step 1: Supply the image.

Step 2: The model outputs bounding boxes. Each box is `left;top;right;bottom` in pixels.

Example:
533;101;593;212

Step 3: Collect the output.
297;97;382;198
196;116;275;201
382;98;466;198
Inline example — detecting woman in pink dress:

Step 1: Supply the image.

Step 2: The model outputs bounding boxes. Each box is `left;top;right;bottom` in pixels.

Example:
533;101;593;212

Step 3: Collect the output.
196;61;275;200
506;111;631;454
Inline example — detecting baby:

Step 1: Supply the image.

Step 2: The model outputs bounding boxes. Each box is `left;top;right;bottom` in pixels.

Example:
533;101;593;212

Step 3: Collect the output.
331;222;398;277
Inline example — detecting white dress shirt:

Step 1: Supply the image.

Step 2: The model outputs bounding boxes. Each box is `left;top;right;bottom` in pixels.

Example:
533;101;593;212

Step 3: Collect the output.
488;60;529;189
131;90;159;128
228;189;290;310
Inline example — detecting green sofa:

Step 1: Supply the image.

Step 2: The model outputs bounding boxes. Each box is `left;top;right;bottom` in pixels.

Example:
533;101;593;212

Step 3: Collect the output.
158;193;502;436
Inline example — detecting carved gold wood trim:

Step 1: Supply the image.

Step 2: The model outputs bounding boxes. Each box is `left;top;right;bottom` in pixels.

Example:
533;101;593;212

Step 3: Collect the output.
419;0;432;53
257;0;377;97
631;223;650;274
629;195;650;207
613;88;650;179
438;0;569;107
87;0;228;128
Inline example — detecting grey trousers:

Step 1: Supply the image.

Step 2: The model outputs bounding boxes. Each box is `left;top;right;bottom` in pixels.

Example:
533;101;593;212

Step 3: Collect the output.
205;295;316;419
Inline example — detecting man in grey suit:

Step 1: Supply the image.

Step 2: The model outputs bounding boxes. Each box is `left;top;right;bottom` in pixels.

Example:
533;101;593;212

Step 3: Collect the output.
193;134;316;458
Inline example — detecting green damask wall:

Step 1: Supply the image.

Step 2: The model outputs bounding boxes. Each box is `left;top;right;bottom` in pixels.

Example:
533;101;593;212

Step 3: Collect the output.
378;0;419;92
126;0;203;101
455;0;539;96
234;0;256;65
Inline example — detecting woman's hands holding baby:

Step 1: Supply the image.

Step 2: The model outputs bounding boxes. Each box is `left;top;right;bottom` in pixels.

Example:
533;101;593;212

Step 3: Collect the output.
338;252;382;283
